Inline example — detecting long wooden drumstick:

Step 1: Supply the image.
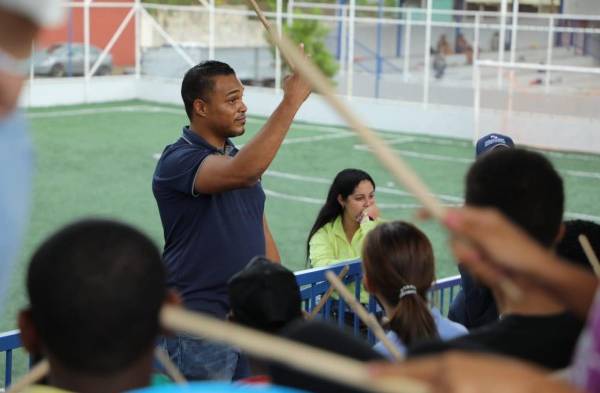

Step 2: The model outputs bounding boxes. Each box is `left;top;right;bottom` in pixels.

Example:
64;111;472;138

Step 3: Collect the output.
161;305;428;393
8;348;188;389
246;0;445;220
325;271;403;362
245;0;522;302
8;307;424;393
309;265;350;319
5;360;49;393
578;234;600;277
5;350;189;392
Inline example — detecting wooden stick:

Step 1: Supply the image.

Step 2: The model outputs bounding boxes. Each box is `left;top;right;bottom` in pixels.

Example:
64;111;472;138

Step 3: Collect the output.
161;305;428;393
578;234;600;277
309;265;350;319
325;271;404;362
245;0;445;220
6;350;188;391
154;347;187;384
6;359;49;393
247;0;277;41
245;0;521;303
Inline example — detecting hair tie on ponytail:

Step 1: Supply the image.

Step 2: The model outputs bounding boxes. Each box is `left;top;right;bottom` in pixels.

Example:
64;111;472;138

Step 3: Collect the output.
399;285;417;299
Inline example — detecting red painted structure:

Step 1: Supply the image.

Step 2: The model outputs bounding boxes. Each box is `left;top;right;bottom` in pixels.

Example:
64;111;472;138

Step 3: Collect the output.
37;0;135;67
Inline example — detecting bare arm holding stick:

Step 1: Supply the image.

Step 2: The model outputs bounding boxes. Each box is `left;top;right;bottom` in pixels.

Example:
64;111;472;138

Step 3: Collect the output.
245;0;521;303
445;207;598;319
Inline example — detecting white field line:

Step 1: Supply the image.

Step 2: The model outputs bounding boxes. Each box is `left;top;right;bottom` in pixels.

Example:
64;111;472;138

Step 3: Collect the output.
27;104;600;162
264;189;322;204
265;170;464;203
355;144;600;180
545;150;600;163
354;144;473;164
282;132;354;144
27;105;350;134
378;136;416;146
26;105;600;218
264;188;458;209
27;106;150;118
378;135;600;163
151;132;353;159
364;133;600;164
264;170;600;222
562;169;600;180
29;104;600;174
378;202;461;209
408;135;472;147
27;105;600;215
566;212;600;221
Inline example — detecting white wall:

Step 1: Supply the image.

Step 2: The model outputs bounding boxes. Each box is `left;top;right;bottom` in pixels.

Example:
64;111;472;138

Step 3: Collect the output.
136;77;475;138
20;76;138;108
563;0;600;15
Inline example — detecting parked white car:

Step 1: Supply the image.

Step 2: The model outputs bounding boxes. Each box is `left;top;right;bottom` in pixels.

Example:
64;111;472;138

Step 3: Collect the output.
34;43;113;77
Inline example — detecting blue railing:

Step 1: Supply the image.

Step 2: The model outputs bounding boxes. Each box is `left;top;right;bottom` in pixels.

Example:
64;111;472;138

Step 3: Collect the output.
294;260;461;343
0;329;22;388
0;261;461;388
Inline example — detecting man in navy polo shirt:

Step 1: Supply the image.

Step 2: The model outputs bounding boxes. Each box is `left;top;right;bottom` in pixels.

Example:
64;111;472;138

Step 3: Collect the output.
152;60;310;380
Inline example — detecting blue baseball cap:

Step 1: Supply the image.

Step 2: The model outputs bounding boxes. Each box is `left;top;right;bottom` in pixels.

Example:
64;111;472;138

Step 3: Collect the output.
476;133;515;157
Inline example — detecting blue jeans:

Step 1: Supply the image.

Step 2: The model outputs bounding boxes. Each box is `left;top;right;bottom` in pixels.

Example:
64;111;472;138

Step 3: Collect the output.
159;334;241;381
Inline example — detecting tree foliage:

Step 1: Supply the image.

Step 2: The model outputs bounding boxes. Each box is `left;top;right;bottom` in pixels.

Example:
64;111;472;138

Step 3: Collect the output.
264;0;338;79
281;19;338;79
142;0;339;79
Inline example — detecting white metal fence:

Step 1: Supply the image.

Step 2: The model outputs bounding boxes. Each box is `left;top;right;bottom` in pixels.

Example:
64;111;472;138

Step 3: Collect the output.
24;1;600;151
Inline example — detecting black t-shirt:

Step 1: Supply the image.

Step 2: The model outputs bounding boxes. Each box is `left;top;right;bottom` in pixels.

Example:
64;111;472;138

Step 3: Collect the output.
409;312;584;370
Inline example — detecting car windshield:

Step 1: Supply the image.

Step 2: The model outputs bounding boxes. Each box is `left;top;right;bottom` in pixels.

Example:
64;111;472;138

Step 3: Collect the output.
46;45;73;55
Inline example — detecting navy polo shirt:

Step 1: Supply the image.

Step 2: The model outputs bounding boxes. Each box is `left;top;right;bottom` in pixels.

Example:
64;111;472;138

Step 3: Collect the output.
152;127;266;318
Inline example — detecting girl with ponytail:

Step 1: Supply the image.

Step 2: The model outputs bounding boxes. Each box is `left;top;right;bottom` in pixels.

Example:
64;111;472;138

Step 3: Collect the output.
362;221;467;358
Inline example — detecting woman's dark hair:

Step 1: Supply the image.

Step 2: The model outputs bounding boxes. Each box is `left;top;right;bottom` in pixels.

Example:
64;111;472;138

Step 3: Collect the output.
362;221;438;347
306;169;375;264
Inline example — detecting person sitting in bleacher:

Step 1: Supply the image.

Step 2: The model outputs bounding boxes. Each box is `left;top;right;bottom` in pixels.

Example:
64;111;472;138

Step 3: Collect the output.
227;256;384;392
408;148;585;370
18;218;179;393
307;168;381;304
227;256;304;383
370;205;600;393
361;221;467;359
448;132;515;329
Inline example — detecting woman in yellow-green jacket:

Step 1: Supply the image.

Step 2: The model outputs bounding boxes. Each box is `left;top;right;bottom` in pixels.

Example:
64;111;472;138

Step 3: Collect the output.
306;168;380;303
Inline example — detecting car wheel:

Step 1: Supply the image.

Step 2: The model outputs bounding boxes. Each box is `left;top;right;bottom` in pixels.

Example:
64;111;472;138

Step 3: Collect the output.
50;64;65;77
96;65;111;76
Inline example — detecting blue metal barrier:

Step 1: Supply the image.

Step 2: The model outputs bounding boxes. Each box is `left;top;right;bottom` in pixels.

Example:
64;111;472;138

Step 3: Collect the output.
294;259;462;343
0;261;461;387
0;329;22;388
